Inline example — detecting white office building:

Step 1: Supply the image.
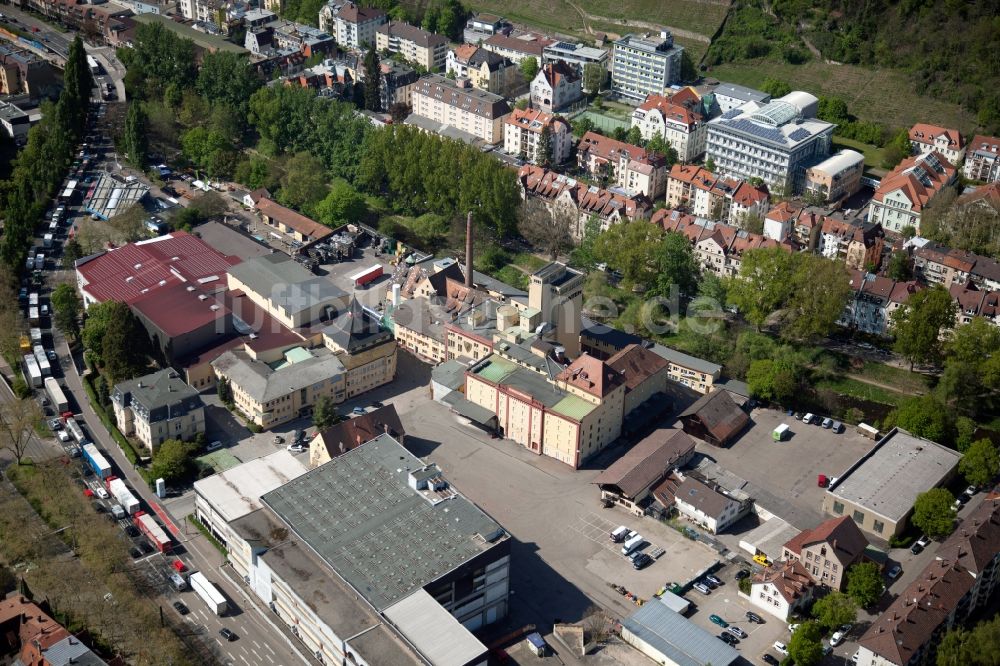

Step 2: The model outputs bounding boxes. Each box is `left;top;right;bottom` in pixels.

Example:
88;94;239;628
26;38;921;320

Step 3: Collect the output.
610;31;684;102
705;91;835;192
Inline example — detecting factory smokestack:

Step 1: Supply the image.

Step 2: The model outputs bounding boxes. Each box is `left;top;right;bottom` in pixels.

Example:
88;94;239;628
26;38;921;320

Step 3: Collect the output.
465;211;473;289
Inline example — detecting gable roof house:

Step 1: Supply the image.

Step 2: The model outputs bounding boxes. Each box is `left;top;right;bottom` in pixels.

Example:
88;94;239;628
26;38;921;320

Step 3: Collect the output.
577;131;669;199
869;151;956;235
308;404;405;468
750;559;816;621
963;134;1000;182
909;123;966;167
529;60;583;113
677;388;750;447
782;516;870;590
593;428;696;515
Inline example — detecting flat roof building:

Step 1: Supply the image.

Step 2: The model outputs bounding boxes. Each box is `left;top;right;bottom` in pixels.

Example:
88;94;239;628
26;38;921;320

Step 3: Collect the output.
706;91;835;192
542;40;609;71
410;74;512;144
822;428;962;540
804;149;865;203
621;596;739;666
711;82;770;114
610;31;684;101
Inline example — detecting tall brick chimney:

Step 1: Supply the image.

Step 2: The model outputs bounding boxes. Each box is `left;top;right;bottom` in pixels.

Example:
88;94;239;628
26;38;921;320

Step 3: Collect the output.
465;211;474;289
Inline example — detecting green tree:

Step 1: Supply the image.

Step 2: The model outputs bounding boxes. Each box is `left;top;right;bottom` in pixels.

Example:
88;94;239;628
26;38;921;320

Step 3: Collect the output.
937;317;1000;414
846;562;885;608
315;180;367;226
890;285;955;369
583;63;605;94
782;255;851;341
572;116;595;138
811;592;857;631
216;376;232;404
61;238;83;270
180;126;235;178
760;76;791;97
196;51;262;121
592;219;665;288
788;622;824;666
936;616;1000;666
51;284;81;340
100;306;151;385
655;231;701;298
882;128;913;169
569;216;602;270
519;56;539;81
122;101;149;168
698;272;727;306
82;301;129;365
421;5;440;31
955;416;978;453
625;125;644;147
363;44;382;112
150;439;199;482
312;394;339;430
278;151;329;213
959;439;1000;487
913;488;956;539
434;0;462;40
746;357;801;404
704;156;716;173
889;395;954;444
727;247;798;329
887;251;912;280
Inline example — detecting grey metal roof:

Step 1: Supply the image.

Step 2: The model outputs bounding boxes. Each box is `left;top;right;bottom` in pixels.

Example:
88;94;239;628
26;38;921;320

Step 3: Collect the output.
622;597;739;666
383;589;488;666
228;254;348;319
651;343;721;375
444;394;499;427
829;428;962;523
112;368;201;415
431;359;468;391
713;82;770;104
212;348;346;403
261;434;507;610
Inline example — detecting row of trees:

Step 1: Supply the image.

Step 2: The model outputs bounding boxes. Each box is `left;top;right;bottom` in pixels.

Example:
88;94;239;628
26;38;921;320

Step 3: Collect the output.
0;37;92;271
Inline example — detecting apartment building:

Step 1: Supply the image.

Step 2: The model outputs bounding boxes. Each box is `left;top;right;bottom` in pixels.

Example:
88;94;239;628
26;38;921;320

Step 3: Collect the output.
375;21;447;71
503;107;572;165
0;595;109;666
0;45;61;99
909;123;966;167
410;74;511;144
855;493;1000;666
804;149;865;202
542;41;609;75
822;428;961;539
750;560;816;622
320;1;386;49
530;60;583;113
838;270;923;337
517;165;652;239
869;151;956;235
379;59;418;109
111;369;206;452
664;164;770;226
462;13;511;44
781;516;870;591
950;282;1000;327
963;134;1000;182
912;241;978;290
706;91;834;192
321;298;397;400
610;31;684;101
817;217;885;271
630;90;707;162
658;471;750;534
482;30;553;64
577;131;668;198
445;44;518;94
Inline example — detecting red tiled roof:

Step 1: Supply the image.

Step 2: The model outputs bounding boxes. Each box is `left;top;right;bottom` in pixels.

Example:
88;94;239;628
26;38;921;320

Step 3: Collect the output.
955;181;1000;212
638;93;703;128
256;197;334;241
874;151;956;212
335;2;386;23
606;343;668;391
451;43;479;63
76;231;239;305
518;165;651;220
313;404;405;458
538;60;579;86
557;354;623;398
483;31;553;57
504;107;568;133
909;123;964;149
579;131;664;168
752;559;815;604
765;201;803;223
936;492;1000;574
783;516;869;562
131;282;229;338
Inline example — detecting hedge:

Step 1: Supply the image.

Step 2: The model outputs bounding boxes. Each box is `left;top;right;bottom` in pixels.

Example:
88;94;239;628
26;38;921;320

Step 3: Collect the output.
187;515;227;556
80;373;151;483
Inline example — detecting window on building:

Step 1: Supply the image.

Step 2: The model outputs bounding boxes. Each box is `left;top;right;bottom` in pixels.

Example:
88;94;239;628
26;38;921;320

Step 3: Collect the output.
873;520;884;534
852;510;865;524
833;501;844;515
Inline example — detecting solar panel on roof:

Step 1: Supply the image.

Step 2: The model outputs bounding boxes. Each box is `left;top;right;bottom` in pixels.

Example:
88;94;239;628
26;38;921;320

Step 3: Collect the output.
727;118;787;144
788;127;812;142
721;108;741;120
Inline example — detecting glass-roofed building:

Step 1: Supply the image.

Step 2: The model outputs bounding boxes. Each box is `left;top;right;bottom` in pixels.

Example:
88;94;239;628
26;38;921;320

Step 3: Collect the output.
705;91;835;193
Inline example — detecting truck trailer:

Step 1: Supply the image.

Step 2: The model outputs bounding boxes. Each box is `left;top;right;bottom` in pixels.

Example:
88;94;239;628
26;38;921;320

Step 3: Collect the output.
133;511;171;553
44;377;69;413
22;354;42;388
189;572;227;615
65;417;87;445
33;345;50;377
349;265;383;287
107;477;140;515
81;443;112;479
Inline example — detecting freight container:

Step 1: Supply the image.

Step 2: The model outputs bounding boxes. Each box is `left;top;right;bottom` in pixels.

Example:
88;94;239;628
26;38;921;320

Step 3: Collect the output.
189;572;227;615
107;477;140;515
81;443;112;479
133;511;171;553
44;377;69;412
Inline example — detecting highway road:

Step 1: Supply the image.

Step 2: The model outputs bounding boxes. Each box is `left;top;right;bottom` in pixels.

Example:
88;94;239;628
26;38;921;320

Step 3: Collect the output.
0;4;71;60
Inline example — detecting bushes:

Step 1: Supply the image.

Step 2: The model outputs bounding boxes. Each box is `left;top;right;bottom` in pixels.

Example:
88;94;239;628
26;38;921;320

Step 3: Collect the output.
187;515;227;556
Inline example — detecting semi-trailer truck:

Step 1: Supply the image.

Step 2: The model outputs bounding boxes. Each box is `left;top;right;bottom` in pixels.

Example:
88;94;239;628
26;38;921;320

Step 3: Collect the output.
44;377;69;413
189;572;227;615
81;443;112;479
107;477;140;515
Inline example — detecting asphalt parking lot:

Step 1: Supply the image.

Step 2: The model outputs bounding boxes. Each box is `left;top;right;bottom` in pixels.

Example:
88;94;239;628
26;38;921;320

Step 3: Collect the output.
700;407;878;530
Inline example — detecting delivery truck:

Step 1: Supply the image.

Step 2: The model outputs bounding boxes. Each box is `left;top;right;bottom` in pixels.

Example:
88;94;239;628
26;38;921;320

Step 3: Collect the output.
65;417;87;445
134;511;172;553
189;572;227;615
773;423;790;441
44;377;69;413
107;477;140;515
33;345;50;377
81;443;112;479
22;354;42;388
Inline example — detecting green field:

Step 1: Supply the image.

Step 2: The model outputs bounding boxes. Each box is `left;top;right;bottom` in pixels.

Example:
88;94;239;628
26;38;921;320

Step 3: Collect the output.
707;59;975;133
832;136;886;173
815;377;908;407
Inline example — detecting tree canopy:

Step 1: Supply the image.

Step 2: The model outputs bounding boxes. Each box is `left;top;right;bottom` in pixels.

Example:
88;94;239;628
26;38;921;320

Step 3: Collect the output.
846;562;884;608
811;592;857;631
912;488;956;540
891;285;955;369
888;395;954;445
788;622;824;666
936;616;1000;666
959;439;1000;488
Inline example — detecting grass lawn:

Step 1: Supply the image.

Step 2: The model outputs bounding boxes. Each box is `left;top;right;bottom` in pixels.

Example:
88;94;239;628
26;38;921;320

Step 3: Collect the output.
706;59;975;132
513;252;546;273
854;360;930;394
815;376;908;407
832;136;887;172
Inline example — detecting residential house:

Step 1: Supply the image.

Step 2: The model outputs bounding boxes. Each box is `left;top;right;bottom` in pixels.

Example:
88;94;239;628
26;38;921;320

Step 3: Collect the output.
822;428;962;540
655;209;786;279
0;45;61;99
912;241;978;290
950;282;1000;327
606;343;670;415
856;493;1000;666
762;200;800;242
0;595;109;665
804;149;865;202
782;516;870;591
577;131;668;198
503;108;572;165
462;13;511;44
445;44;517;95
256;196;334;246
750;560;816;622
375;21;447;71
631;89;707;162
111;369;206;452
963;134;1000;182
657;471;751;534
610;31;684;101
677;388;748;446
705;91;835;192
410;74;511;144
593;428;695;515
308;404;404;467
817;217;885;271
517;165;652;239
482;30;553;65
323;1;386;49
379;59;418;109
909;123;966;167
869;151;956;235
838;270;922;337
664;164;769;226
530;60;583;113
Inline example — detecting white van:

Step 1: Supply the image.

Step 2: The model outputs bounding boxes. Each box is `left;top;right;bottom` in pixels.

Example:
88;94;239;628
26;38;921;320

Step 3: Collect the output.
610;525;629;543
621;534;645;556
170;573;187;591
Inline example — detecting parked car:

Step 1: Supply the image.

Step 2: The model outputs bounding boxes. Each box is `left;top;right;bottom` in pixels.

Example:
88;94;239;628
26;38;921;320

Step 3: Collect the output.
272;435;284;445
129;547;142;559
94;487;109;499
887;564;902;580
830;630;845;646
910;540;925;555
219;628;237;642
719;632;738;646
631;553;652;570
735;569;751;580
704;574;723;587
352;406;366;416
821;417;833;428
831;420;844;433
964;485;978;498
763;655;780;665
726;626;748;639
802;413;816;424
693;582;711;595
172;601;189;615
746;611;764;624
773;641;789;656
286;444;306;454
48;418;62;431
205;440;222;452
709;614;728;628
915;535;931;550
788;623;800;634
